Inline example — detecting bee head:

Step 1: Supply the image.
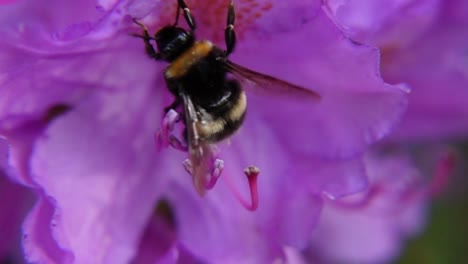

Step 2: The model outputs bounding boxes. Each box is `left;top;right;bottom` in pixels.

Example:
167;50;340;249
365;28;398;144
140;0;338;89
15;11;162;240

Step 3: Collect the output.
155;26;194;62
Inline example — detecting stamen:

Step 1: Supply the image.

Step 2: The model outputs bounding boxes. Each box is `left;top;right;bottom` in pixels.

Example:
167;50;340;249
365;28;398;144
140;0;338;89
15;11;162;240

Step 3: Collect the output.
224;166;260;211
428;151;456;198
155;109;181;151
205;159;224;190
244;166;260;211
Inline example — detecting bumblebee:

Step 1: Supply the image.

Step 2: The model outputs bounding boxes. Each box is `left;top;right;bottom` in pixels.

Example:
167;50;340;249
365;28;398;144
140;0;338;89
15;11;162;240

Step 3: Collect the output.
133;0;320;166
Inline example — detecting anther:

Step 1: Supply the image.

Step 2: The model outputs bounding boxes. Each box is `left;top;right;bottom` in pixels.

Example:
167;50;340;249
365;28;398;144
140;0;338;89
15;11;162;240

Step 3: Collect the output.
244;166;260;211
205;159;224;189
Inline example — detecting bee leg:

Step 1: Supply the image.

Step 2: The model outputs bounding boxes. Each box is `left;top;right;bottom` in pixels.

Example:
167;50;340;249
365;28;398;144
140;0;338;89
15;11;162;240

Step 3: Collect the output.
132;18;162;60
224;0;236;55
168;135;188;151
182;159;193;174
175;0;196;30
182;158;224;190
155;109;187;151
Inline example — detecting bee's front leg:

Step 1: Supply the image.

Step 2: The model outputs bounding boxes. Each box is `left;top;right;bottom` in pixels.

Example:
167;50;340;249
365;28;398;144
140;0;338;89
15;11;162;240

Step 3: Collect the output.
131;18;162;60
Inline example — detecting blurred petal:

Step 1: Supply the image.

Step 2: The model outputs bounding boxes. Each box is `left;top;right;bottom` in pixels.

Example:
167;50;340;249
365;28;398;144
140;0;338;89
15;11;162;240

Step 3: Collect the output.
325;0;468;140
383;19;468;140
309;150;428;263
324;0;440;46
0;0;100;36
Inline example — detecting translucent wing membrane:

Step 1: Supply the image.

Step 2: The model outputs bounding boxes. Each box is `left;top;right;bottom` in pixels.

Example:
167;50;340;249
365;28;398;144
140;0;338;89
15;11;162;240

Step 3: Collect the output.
181;93;221;195
181;93;200;149
221;58;322;102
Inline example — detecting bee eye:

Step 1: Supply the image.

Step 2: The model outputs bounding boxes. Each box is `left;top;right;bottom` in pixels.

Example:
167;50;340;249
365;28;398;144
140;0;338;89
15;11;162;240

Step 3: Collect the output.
154;26;193;61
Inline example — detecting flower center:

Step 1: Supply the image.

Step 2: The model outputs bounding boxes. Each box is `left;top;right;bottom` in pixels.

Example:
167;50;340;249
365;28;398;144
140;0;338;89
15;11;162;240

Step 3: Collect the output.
155;109;260;210
155;0;273;42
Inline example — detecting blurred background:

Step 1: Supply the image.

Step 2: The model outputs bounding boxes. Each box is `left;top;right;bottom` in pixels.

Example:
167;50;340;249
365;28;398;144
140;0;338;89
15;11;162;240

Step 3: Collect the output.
399;142;468;264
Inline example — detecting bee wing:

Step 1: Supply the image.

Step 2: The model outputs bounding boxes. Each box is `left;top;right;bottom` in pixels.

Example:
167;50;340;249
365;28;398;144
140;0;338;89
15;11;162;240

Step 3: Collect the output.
221;59;321;102
181;93;200;149
180;93;200;148
180;93;216;195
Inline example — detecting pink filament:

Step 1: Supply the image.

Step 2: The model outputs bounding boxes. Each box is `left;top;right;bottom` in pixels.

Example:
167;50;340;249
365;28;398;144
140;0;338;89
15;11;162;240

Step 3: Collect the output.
224;166;260;211
204;159;224;190
155;109;181;152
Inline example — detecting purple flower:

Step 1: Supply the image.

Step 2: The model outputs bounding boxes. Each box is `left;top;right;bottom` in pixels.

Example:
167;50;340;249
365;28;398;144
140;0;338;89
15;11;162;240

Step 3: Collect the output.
313;0;467;262
325;0;468;141
0;0;408;263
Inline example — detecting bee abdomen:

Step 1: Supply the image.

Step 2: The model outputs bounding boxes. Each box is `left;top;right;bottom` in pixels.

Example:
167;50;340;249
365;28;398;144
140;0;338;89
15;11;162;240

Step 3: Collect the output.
196;90;246;142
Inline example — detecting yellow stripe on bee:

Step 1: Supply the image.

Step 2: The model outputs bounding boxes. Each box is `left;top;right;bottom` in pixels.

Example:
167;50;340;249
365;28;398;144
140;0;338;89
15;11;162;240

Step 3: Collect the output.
165;41;214;79
227;91;247;123
196;91;247;141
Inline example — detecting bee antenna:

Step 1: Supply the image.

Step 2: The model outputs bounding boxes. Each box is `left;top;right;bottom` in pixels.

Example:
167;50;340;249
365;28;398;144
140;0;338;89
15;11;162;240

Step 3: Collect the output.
129;33;155;40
